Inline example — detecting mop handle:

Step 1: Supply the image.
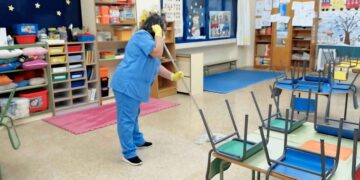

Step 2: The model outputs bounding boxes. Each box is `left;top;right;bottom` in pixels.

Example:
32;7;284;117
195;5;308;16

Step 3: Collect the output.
163;42;201;110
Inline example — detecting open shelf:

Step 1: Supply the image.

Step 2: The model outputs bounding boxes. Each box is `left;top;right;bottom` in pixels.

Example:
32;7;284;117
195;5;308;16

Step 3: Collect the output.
0;84;48;94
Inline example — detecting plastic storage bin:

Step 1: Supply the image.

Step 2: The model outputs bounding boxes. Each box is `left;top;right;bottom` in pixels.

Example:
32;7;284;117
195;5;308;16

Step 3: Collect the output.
76;34;95;42
0;98;30;119
13;24;38;35
52;73;68;82
52;67;67;73
50;56;66;64
15;35;36;44
69;55;82;62
68;45;82;52
99;67;109;78
49;46;65;54
71;80;85;88
18;89;48;113
101;87;109;97
115;27;133;41
71;72;84;79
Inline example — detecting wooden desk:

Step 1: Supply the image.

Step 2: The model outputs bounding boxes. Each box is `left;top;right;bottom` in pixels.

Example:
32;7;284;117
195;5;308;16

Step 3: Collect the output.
211;123;358;179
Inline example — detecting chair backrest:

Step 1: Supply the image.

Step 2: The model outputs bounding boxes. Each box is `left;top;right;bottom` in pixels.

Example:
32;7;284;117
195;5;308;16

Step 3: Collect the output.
198;100;242;151
0;88;16;123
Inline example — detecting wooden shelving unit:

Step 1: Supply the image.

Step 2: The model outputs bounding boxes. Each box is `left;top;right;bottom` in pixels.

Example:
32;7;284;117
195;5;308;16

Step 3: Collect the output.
291;27;316;69
254;27;273;69
255;0;319;70
0;43;55;119
48;42;100;112
81;0;137;103
150;22;177;98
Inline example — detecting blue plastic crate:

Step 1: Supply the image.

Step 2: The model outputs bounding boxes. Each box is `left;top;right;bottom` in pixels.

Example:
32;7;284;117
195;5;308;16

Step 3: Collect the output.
71;80;85;88
13;24;38;35
76;35;95;42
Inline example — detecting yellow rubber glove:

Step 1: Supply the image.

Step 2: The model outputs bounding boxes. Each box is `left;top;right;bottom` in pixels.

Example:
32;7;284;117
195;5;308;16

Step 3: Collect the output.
152;25;163;38
171;71;184;81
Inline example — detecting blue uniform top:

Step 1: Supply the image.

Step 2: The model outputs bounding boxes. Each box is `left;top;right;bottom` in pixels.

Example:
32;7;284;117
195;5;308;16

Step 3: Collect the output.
110;30;161;102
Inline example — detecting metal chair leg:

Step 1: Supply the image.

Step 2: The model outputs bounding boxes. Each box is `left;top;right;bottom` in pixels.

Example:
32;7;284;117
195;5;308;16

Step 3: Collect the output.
206;149;214;180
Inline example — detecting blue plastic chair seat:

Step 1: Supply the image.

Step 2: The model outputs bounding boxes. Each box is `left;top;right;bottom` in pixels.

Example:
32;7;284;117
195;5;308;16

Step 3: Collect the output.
305;76;330;83
273;148;335;180
316;123;357;139
278;79;298;85
293;98;316;113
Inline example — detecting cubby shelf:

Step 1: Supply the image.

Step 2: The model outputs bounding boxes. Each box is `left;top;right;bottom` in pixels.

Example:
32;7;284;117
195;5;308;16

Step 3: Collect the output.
48;41;100;112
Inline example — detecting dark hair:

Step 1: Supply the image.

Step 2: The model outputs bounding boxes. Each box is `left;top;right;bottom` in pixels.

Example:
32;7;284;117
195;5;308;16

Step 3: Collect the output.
141;13;166;38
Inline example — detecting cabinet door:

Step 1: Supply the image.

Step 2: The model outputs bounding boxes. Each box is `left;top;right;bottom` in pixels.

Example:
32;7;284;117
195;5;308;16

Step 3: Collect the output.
176;58;191;76
177;77;191;93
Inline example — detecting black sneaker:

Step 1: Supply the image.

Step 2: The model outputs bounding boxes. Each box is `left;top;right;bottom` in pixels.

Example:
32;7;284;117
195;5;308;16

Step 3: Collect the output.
122;156;143;166
138;142;152;149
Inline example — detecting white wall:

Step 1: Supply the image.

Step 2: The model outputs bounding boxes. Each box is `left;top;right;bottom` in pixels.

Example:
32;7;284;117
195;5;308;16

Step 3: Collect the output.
136;0;256;68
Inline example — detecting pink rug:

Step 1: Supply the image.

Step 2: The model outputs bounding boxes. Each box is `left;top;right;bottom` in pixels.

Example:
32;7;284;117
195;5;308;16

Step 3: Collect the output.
45;98;178;135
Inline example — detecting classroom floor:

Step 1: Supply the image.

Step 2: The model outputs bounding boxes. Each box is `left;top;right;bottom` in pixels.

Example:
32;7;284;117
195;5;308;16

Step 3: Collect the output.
0;77;359;180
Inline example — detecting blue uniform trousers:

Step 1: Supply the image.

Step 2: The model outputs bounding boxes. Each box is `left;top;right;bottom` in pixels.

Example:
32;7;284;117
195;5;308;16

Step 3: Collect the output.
114;90;145;159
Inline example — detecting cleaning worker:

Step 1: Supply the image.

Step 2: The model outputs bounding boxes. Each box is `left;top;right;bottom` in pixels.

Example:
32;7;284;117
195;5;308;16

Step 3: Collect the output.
110;13;184;166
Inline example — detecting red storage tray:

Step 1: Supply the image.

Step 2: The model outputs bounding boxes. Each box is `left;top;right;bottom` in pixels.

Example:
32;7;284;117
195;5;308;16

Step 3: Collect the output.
68;45;82;52
15;35;36;44
19;89;48;113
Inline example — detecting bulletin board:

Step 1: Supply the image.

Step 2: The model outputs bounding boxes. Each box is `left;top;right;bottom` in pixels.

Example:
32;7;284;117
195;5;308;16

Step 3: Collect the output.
161;0;237;44
317;1;360;46
0;0;82;34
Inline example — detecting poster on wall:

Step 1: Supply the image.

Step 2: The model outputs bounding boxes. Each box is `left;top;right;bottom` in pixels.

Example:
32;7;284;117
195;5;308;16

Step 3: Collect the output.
186;0;206;40
276;3;288;47
163;0;183;38
209;11;231;39
318;1;360;46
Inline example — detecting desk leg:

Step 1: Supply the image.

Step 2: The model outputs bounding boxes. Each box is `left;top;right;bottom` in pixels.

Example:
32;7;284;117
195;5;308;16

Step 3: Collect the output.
252;170;255;180
257;171;261;180
344;93;349;120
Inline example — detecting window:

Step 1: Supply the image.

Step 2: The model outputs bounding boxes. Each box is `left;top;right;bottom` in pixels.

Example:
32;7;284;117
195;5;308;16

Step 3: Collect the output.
162;0;237;43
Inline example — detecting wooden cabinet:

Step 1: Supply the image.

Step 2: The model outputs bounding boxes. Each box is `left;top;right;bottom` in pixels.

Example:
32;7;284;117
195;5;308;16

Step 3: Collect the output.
176;53;204;95
254;27;273;69
150;22;178;98
81;0;137;103
254;0;319;70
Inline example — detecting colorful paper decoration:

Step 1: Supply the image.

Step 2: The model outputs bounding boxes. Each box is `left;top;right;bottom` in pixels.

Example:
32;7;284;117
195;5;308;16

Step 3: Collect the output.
66;0;71;5
57;11;62;16
35;3;40;9
8;5;15;12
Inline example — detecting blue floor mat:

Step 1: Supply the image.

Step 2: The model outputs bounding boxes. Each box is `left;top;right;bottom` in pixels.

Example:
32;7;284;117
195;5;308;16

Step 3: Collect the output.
204;70;283;94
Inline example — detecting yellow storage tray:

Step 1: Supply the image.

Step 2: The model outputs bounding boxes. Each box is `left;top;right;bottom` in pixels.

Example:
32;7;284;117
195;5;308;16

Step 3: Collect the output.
50;56;66;64
49;46;65;54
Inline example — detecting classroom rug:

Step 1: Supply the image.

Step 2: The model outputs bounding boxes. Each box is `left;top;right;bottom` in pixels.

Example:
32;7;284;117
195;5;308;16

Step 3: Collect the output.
44;98;179;135
204;69;283;94
299;140;352;161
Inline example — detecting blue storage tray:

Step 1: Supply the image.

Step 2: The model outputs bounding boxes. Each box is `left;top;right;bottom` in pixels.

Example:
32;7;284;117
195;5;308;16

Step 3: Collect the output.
13;24;38;35
69;55;82;62
71;80;85;88
76;36;95;42
71;72;84;79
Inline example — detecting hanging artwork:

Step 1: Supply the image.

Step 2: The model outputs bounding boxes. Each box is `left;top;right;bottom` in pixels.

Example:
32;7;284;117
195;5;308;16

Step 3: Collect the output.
186;0;206;40
209;11;231;39
163;0;183;38
318;0;360;46
276;3;288;47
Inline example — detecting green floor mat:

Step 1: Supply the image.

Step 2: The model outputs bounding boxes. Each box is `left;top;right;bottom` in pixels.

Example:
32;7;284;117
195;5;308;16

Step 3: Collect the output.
217;140;255;158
